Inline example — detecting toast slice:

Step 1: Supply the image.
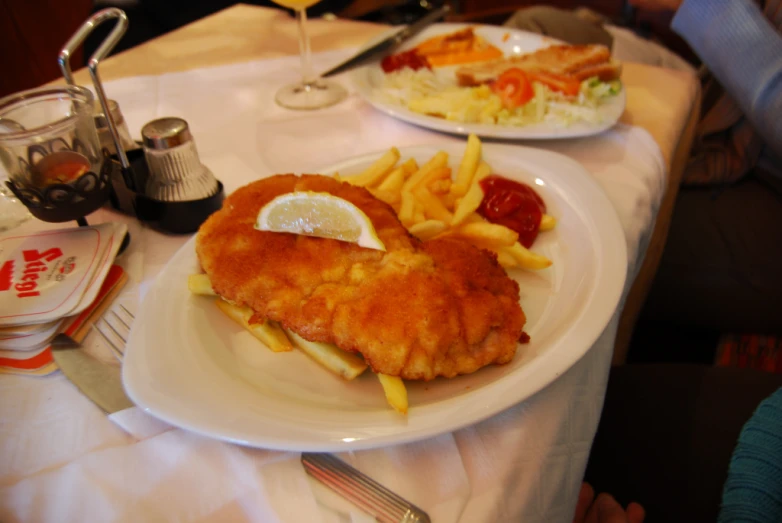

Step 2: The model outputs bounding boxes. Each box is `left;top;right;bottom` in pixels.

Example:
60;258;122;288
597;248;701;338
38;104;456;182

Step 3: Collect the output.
455;44;621;86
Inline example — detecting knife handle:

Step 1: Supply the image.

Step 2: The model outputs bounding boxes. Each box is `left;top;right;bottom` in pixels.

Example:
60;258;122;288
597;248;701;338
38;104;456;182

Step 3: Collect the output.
302;453;431;523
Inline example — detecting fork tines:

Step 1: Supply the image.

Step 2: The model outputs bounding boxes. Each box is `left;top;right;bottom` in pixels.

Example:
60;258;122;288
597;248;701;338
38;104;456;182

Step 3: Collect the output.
93;304;134;361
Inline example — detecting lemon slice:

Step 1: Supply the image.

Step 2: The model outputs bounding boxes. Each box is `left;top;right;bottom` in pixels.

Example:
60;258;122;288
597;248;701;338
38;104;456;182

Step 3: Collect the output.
255;191;386;251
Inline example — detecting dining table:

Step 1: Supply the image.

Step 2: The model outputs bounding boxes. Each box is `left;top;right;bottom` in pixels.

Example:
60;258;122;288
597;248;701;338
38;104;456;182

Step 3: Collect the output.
0;4;701;522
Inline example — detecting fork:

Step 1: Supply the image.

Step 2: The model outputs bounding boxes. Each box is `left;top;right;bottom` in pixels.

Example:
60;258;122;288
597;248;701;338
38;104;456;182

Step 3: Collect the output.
301;453;431;523
93;307;430;523
92;303;134;362
50;302;135;413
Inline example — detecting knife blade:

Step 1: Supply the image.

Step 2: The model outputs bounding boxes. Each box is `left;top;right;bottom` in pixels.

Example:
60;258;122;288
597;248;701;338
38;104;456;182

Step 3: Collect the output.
52;348;133;413
51;268;133;414
320;4;451;78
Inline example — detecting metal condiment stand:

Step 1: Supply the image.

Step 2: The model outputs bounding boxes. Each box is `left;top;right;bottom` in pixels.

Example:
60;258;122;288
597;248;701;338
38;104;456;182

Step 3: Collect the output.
58;8;225;234
59;8;137;193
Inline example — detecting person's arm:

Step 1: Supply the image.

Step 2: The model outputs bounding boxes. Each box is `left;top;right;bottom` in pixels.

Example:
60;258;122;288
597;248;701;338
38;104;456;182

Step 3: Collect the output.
718;388;782;522
671;0;782;157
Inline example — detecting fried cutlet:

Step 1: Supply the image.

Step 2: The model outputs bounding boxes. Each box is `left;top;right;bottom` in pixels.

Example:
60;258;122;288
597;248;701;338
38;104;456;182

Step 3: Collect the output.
196;174;525;380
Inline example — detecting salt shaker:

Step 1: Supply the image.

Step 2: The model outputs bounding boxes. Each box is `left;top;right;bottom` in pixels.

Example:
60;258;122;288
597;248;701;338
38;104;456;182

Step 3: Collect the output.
93;99;137;156
141;117;218;202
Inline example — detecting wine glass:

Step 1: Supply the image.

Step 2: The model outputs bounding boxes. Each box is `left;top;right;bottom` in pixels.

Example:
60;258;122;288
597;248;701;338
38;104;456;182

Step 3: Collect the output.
272;0;348;110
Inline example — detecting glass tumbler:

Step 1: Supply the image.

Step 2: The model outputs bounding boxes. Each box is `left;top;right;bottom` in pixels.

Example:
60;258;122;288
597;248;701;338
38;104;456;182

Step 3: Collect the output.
0;85;112;225
0;165;31;233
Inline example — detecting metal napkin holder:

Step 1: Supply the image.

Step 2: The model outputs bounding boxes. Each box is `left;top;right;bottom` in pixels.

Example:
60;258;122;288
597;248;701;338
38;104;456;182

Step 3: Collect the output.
59;8;225;234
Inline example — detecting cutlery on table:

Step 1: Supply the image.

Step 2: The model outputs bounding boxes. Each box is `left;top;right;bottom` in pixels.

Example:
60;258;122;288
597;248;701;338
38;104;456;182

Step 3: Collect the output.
302;452;431;523
51;271;134;414
52;300;429;521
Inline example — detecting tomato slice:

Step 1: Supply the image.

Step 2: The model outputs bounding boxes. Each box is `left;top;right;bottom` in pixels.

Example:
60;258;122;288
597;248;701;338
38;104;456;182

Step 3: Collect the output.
527;71;581;97
491;68;534;109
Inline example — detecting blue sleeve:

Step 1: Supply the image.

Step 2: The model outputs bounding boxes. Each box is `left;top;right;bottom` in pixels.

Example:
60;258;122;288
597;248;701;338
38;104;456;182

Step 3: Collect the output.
672;0;782;158
717;387;782;522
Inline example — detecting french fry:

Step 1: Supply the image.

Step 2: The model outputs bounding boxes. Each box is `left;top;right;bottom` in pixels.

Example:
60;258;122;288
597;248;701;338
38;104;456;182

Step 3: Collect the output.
214;299;293;352
188;274;216;296
398;191;416;228
347;147;400;187
440;191;459;211
286;330;368;380
376;166;405;192
400;157;419;178
503;242;553;270
409;219;448;240
478;244;518;268
452;222;518;247
451;133;482;197
429;178;452;195
451;161;492;226
369;188;401;206
414;186;453;223
540;214;557;231
377;373;408;415
462;212;485;224
402;151;448;193
411;165;451;193
412;199;427;225
495;249;517;268
257;320;293;352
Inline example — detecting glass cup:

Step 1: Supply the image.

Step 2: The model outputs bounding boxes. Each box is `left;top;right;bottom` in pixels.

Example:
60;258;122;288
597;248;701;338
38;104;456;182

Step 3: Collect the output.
271;0;348;110
0;167;31;233
0;85;113;225
93;99;137;156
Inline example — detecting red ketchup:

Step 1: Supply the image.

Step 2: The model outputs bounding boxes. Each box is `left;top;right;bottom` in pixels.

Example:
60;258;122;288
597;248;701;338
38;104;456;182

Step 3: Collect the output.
381;50;431;73
478;175;546;248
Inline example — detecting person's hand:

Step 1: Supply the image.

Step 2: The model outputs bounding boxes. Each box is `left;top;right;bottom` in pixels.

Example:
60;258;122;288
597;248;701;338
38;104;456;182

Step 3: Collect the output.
573;483;646;523
628;0;683;12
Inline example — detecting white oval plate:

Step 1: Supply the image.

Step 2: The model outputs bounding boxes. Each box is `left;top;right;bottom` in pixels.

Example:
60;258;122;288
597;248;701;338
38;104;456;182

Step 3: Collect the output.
350;23;626;140
123;143;627;452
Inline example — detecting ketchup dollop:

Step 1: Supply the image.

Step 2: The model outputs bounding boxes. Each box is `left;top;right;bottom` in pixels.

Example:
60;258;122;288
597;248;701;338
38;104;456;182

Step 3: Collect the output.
478;175;546;248
381;50;431;74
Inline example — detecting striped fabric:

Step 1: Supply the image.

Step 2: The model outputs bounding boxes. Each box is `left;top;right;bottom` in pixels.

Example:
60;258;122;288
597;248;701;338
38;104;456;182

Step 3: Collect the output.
716;334;782;374
684;0;782;186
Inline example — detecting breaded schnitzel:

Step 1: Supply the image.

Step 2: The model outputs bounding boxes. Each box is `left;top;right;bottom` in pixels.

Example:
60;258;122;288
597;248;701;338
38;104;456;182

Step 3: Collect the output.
196;174;525;380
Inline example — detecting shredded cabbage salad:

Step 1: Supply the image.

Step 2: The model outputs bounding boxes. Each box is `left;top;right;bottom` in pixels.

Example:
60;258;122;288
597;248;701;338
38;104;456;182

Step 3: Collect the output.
380;69;622;128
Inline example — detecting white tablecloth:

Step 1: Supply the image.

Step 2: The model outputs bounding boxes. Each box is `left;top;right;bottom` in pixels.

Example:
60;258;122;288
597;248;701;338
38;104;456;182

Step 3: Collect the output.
0;49;665;523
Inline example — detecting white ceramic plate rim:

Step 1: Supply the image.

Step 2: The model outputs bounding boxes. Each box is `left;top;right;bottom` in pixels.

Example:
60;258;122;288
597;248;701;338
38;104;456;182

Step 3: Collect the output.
123;143;627;452
350;23;626;140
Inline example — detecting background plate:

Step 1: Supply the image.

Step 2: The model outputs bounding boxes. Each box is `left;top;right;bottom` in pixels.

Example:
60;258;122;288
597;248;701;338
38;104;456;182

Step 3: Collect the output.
351;23;626;140
123;143;627;452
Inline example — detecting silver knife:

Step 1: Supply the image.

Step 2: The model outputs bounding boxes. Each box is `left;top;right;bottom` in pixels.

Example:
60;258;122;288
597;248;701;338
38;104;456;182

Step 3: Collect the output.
320;4;451;78
52;345;134;413
51;271;133;414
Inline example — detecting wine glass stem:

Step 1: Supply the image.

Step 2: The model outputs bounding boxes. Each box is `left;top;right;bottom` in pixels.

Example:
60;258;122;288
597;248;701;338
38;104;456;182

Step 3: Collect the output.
295;8;315;86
